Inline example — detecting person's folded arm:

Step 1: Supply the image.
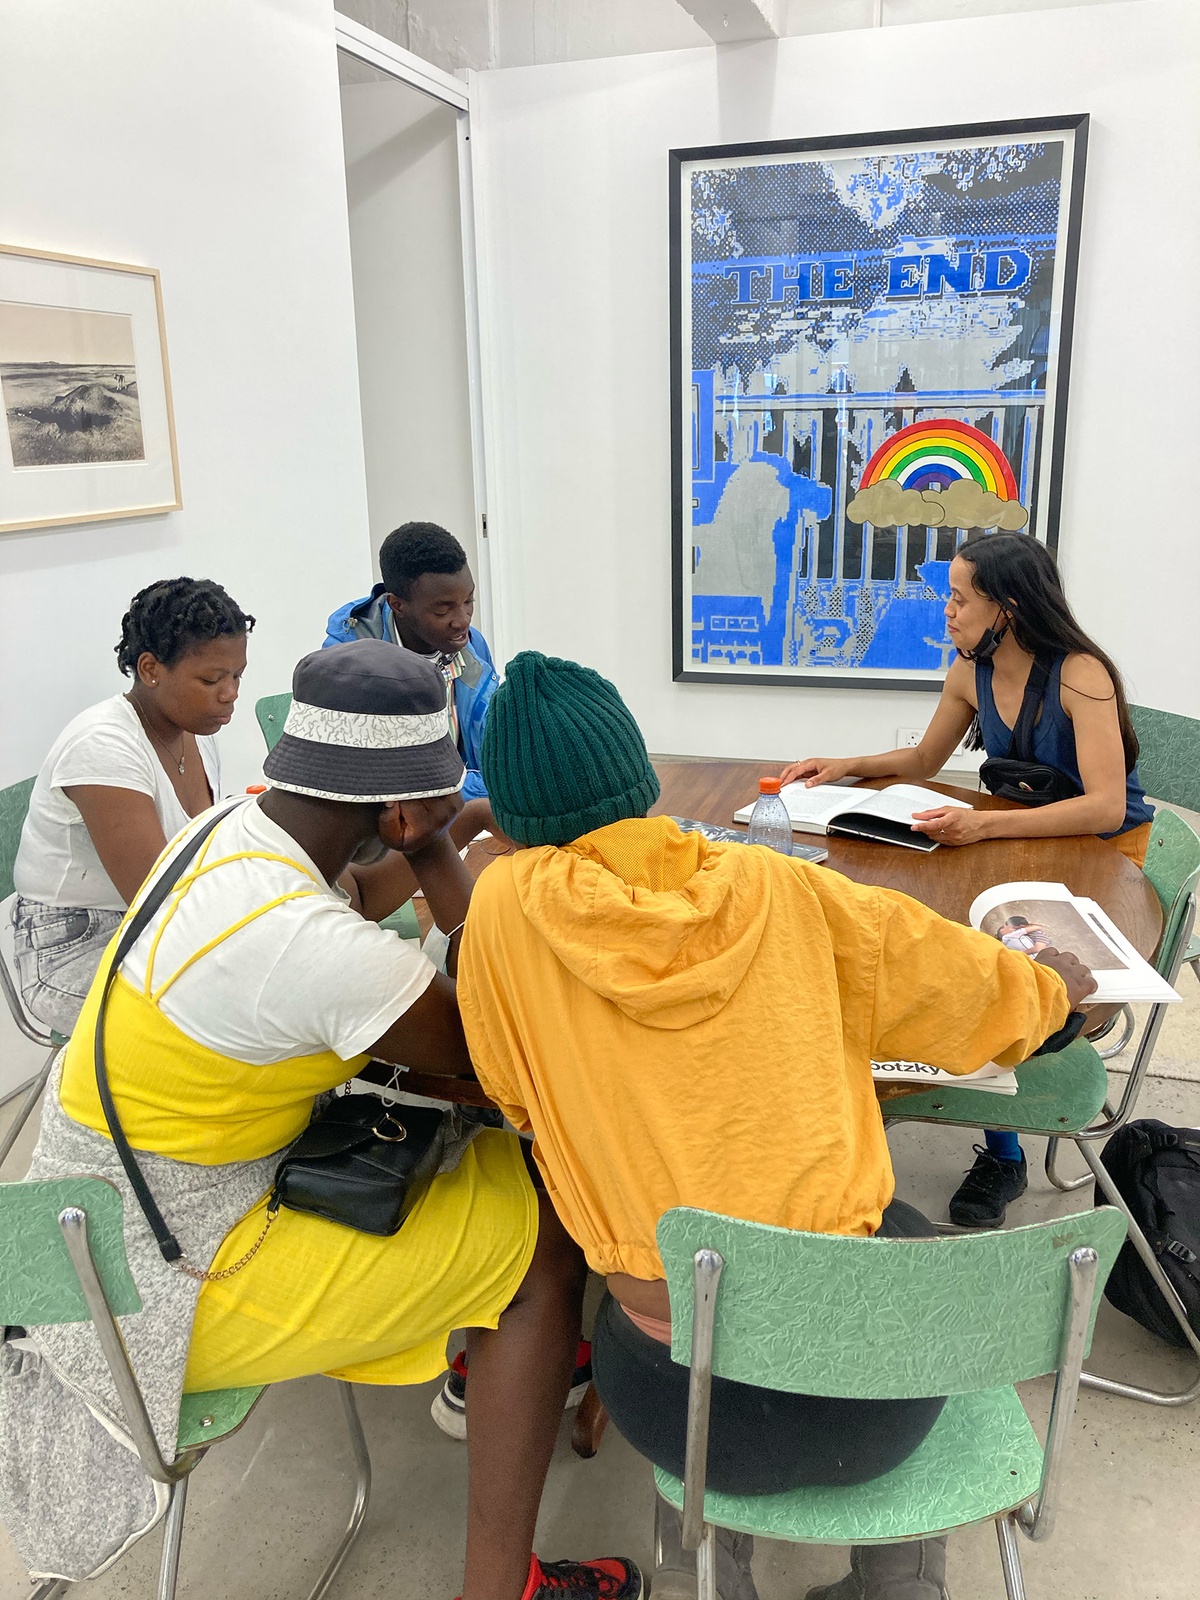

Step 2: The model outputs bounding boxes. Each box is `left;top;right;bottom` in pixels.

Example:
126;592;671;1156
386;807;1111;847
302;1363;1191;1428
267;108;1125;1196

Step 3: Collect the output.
63;785;169;905
365;971;474;1076
868;889;1074;1071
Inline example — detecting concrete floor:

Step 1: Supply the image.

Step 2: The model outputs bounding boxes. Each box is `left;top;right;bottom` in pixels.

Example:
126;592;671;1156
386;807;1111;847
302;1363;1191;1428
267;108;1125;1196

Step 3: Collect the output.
1;801;1198;1599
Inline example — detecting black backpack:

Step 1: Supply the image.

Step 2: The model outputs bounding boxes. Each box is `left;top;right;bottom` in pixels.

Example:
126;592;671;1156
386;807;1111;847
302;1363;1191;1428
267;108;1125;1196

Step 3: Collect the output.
1095;1119;1200;1347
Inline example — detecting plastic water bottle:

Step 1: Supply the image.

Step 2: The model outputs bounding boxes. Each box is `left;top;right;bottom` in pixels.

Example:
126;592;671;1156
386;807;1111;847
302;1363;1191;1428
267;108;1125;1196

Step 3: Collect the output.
747;776;793;855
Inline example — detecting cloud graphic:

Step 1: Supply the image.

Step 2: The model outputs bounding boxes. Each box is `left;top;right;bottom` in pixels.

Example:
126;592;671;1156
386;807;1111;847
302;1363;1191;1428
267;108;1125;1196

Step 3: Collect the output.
847;477;1029;531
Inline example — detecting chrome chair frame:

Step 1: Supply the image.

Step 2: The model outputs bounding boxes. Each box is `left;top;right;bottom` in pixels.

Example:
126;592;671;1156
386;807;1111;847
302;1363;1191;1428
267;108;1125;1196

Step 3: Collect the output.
26;1204;371;1600
677;1243;1101;1600
0;923;61;1172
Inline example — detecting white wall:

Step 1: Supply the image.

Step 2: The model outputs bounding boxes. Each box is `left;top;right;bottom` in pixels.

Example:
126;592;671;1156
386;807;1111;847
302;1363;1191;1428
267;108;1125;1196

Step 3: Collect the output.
341;77;478;577
0;0;372;796
474;0;1199;760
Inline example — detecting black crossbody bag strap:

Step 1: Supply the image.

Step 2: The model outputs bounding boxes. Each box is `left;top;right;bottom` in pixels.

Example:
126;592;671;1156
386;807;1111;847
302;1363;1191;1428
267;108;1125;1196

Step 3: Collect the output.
92;809;229;1264
1007;654;1054;764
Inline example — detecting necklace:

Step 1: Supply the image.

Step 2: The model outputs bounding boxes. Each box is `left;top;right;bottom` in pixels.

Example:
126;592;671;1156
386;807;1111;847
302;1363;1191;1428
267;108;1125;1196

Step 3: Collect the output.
130;696;186;775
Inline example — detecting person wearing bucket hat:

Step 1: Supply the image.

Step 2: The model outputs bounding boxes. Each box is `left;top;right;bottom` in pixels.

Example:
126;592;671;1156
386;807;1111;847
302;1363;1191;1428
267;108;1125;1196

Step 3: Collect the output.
8;638;641;1600
457;651;1089;1600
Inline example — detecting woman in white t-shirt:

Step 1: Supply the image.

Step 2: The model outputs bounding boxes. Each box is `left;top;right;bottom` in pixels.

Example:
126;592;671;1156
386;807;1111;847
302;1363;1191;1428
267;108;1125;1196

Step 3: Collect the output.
12;576;255;1033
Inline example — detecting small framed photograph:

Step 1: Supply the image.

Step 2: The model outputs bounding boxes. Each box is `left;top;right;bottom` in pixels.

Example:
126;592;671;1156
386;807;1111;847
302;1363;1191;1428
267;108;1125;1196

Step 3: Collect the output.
670;115;1088;690
0;244;182;534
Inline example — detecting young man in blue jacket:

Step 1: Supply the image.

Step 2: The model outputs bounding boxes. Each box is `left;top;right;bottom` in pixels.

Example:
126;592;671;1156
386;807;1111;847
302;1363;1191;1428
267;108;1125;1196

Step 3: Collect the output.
325;522;497;802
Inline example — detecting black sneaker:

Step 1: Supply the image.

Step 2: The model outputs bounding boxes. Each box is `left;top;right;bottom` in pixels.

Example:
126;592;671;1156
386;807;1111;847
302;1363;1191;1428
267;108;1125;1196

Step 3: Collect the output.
431;1339;593;1441
524;1554;643;1600
948;1145;1028;1228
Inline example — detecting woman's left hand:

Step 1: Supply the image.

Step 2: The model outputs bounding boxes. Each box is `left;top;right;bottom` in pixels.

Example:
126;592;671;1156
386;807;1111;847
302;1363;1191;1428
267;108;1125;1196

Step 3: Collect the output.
909;806;991;846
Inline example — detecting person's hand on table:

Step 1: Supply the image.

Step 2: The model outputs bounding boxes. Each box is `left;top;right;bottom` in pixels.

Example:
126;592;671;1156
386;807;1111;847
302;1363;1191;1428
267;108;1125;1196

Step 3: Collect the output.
909;805;992;846
1033;947;1098;1010
779;756;856;788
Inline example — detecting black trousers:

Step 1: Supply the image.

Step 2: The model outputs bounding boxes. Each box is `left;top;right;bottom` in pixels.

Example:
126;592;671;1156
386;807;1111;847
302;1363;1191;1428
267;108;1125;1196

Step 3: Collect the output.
591;1199;945;1496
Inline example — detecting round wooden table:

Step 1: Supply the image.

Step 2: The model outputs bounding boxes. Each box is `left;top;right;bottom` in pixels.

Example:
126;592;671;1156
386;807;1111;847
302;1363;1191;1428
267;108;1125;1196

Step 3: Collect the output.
650;759;1163;957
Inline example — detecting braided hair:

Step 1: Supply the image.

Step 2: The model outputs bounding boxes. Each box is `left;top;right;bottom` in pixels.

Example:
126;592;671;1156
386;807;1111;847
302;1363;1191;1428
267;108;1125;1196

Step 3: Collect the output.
115;577;255;677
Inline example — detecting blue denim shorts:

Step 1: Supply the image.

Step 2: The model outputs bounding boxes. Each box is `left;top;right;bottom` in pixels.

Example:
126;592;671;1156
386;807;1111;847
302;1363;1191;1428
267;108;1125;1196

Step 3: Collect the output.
11;896;122;1037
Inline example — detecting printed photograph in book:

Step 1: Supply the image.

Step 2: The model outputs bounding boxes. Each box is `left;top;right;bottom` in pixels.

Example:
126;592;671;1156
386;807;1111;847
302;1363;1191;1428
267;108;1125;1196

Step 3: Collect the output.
671;115;1088;688
979;898;1128;972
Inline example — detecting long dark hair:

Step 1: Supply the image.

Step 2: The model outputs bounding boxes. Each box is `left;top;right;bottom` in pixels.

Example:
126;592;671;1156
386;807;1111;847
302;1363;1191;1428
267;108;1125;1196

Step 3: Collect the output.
958;533;1139;772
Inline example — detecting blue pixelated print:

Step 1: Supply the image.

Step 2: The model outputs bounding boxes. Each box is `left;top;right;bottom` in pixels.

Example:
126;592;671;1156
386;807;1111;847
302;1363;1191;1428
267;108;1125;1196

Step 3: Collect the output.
683;138;1069;677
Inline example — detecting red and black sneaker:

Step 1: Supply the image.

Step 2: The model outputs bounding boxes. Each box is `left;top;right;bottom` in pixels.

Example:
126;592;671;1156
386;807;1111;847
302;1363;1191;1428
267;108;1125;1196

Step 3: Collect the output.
523;1553;643;1600
430;1340;593;1441
453;1552;643;1600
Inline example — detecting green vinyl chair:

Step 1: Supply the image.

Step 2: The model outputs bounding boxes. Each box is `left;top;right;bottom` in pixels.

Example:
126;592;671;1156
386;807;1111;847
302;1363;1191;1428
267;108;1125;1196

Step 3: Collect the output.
0;776;71;1173
254;692;421;943
1;1177;370;1600
1131;702;1200;989
884;805;1200;1406
653;1203;1127;1600
255;691;292;754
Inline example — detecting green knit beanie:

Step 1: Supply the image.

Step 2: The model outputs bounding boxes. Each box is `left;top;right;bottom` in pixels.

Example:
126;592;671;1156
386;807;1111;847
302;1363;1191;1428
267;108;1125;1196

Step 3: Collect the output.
481;652;661;847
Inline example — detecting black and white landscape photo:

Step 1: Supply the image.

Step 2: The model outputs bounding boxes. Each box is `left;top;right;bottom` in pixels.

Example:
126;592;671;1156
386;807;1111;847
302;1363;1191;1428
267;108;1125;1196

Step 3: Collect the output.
0;299;146;468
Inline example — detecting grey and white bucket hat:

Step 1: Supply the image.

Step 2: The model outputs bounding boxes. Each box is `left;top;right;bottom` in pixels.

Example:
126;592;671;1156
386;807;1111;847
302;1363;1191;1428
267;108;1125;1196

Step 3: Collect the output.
264;640;464;803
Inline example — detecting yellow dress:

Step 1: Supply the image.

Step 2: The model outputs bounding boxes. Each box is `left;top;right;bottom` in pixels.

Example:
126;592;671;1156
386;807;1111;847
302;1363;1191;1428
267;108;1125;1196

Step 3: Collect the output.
58;834;538;1392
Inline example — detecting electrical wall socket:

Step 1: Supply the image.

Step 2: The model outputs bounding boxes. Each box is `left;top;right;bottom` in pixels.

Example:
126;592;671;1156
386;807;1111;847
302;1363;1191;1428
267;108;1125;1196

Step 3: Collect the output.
896;727;925;748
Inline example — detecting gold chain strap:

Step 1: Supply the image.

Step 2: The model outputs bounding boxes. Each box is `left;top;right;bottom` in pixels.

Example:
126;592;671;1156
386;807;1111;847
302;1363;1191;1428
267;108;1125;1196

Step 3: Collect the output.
173;1204;278;1284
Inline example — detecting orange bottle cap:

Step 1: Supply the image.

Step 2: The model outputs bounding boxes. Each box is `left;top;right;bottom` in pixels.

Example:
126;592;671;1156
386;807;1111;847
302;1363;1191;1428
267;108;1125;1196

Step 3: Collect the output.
245;784;267;794
759;776;782;794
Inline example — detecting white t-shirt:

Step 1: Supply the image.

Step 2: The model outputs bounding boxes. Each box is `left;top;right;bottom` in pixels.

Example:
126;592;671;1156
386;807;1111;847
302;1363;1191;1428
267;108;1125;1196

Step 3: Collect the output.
13;695;221;911
119;797;437;1065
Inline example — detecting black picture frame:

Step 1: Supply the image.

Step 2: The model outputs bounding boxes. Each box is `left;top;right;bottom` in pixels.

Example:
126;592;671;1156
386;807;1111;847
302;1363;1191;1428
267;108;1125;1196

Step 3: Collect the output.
671;114;1089;691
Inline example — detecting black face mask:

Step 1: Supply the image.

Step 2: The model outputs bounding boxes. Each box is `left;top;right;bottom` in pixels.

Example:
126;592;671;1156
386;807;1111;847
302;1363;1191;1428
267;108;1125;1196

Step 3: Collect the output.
960;612;1010;663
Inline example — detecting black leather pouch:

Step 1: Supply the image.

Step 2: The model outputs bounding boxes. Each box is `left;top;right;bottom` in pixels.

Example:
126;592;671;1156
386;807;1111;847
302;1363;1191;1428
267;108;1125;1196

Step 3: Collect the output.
270;1094;447;1236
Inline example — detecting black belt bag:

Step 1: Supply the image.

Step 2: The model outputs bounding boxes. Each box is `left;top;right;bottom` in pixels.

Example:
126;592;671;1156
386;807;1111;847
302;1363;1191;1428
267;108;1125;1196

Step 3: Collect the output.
93;808;448;1275
269;1093;446;1237
978;655;1082;809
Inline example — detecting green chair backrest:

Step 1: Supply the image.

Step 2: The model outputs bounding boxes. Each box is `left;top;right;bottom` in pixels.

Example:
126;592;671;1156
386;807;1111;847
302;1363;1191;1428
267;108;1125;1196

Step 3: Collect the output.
255;693;292;754
0;1178;141;1325
0;776;36;902
1131;704;1200;814
1141;808;1200;972
658;1205;1126;1402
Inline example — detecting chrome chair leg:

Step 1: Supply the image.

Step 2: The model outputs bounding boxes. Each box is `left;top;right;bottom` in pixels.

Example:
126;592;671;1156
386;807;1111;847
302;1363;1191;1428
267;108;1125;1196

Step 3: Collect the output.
158;1476;190;1600
1045;1136;1091;1193
1095;1004;1135;1060
1078;1141;1200;1406
28;1581;71;1599
306;1381;373;1600
0;1046;57;1171
995;1515;1029;1600
695;1521;717;1600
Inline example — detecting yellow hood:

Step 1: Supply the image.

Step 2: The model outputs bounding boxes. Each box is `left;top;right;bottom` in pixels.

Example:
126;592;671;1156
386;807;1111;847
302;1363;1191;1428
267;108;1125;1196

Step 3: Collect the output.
509;816;773;1030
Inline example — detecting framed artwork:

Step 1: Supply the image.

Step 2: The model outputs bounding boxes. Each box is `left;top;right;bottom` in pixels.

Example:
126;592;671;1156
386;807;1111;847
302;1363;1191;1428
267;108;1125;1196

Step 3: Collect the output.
670;115;1088;689
0;244;181;534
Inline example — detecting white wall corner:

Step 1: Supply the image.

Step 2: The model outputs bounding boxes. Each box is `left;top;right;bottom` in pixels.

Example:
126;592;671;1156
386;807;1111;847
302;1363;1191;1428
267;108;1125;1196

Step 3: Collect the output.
676;0;784;42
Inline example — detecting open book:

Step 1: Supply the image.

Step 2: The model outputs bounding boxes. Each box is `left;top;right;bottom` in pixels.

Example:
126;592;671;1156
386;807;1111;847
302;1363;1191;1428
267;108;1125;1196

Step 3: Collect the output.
871;1059;1018;1095
970;881;1180;1006
733;782;972;852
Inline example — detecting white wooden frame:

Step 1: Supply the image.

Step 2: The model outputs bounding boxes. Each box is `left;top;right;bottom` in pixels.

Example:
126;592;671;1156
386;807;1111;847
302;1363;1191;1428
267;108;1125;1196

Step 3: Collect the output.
333;13;495;641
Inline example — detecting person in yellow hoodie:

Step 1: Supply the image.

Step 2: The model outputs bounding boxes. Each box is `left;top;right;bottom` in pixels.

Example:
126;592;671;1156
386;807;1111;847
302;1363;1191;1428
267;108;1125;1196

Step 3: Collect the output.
456;652;1096;1600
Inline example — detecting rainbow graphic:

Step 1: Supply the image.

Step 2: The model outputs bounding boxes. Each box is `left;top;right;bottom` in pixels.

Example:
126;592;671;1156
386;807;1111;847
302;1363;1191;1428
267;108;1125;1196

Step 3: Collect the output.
859;419;1019;500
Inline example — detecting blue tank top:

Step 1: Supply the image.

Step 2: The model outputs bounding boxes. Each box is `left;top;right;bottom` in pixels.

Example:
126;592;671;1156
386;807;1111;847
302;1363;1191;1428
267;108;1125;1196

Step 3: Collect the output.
975;655;1153;840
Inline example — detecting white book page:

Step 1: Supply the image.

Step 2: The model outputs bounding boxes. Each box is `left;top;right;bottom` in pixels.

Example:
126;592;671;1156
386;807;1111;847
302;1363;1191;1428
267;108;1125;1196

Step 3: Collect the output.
871;1059;1018;1095
968;881;1072;930
852;784;973;825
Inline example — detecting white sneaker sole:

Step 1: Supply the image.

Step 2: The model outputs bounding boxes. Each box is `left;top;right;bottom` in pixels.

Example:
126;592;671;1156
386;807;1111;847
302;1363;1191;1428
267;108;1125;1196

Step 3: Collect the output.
430;1375;592;1441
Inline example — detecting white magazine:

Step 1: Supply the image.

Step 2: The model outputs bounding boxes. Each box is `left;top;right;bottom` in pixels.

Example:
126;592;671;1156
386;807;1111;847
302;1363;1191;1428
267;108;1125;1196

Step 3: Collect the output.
871;1059;1018;1095
733;782;971;852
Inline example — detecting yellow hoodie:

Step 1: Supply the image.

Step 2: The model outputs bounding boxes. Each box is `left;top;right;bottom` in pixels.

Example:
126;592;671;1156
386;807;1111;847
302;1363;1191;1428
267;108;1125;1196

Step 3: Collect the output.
458;816;1069;1280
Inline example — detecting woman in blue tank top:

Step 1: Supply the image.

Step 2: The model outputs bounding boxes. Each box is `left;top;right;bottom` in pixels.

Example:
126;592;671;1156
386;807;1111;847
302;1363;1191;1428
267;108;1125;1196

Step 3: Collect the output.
780;532;1154;1228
